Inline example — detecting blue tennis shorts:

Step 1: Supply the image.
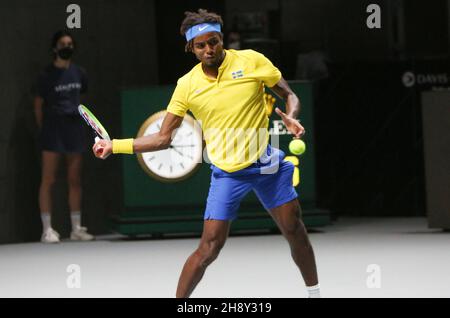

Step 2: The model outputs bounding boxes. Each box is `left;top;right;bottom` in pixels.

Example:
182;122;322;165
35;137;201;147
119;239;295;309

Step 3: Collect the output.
204;145;298;220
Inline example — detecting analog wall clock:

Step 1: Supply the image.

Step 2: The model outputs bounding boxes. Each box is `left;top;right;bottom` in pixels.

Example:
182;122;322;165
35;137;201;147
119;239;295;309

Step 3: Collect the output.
136;111;203;183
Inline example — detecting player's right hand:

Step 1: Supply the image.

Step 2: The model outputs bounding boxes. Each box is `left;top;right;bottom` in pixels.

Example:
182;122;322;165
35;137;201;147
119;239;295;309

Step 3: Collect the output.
93;139;112;159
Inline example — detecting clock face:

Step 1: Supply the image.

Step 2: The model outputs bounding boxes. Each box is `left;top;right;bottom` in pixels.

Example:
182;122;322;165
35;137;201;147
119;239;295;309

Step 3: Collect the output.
137;111;203;182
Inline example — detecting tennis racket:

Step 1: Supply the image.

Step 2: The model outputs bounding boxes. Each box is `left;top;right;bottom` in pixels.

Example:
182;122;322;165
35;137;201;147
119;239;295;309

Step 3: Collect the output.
78;104;110;157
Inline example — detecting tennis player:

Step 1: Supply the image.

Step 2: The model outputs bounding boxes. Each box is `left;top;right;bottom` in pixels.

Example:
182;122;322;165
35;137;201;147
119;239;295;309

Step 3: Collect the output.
93;9;320;298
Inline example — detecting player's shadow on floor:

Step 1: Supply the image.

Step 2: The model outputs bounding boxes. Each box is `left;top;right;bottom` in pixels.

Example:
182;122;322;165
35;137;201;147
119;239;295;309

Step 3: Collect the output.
105;228;324;242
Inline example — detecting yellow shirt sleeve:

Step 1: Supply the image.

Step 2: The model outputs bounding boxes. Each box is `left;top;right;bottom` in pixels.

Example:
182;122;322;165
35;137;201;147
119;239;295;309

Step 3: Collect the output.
166;77;189;117
252;51;282;88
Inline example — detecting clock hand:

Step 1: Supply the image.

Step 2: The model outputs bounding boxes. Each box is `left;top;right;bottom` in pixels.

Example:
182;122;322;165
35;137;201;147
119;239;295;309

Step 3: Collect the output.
169;145;184;157
170;144;196;148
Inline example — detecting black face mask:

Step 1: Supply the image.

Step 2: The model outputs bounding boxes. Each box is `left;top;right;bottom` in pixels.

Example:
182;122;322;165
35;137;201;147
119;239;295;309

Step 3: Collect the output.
57;47;74;60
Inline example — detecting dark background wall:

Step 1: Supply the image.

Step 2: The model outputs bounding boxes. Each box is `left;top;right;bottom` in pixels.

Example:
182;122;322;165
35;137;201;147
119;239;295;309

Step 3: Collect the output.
154;0;226;84
0;0;449;243
0;0;158;243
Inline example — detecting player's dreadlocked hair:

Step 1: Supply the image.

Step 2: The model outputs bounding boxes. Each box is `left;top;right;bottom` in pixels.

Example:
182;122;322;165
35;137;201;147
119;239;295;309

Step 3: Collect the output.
180;9;224;52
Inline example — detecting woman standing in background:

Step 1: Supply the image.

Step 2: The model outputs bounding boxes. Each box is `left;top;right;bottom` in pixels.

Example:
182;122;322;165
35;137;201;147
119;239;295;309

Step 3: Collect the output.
34;30;94;243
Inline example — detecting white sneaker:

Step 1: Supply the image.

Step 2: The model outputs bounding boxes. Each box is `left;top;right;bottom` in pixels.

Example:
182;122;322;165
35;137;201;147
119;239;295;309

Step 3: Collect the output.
70;226;95;241
41;228;60;243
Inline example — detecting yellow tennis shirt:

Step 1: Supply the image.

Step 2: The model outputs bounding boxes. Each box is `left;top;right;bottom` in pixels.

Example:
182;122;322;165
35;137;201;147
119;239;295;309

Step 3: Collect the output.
167;49;282;173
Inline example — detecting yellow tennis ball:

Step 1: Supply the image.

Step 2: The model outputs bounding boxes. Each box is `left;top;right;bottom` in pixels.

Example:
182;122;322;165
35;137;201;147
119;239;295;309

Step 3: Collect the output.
289;139;306;155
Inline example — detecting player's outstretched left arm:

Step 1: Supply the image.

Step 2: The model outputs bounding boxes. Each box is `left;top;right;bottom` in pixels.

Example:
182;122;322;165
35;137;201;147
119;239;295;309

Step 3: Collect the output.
93;112;184;159
270;77;305;138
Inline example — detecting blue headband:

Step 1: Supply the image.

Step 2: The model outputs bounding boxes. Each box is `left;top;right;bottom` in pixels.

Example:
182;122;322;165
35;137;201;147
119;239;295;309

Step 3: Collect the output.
185;23;221;42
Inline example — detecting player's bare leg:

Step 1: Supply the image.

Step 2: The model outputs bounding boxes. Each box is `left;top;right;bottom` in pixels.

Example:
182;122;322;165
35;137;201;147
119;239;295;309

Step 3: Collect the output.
270;199;319;287
176;220;231;298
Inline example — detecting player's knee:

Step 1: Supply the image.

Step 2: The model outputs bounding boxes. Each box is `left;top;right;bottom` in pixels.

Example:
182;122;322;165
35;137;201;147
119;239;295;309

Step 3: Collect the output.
282;219;305;239
198;239;225;267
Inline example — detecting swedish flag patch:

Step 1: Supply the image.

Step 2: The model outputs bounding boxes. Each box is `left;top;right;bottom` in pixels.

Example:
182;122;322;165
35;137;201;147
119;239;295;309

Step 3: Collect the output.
231;70;244;79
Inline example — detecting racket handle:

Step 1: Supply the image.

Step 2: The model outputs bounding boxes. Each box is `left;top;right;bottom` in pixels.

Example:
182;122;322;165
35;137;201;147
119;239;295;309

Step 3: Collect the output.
94;136;104;155
94;136;110;158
